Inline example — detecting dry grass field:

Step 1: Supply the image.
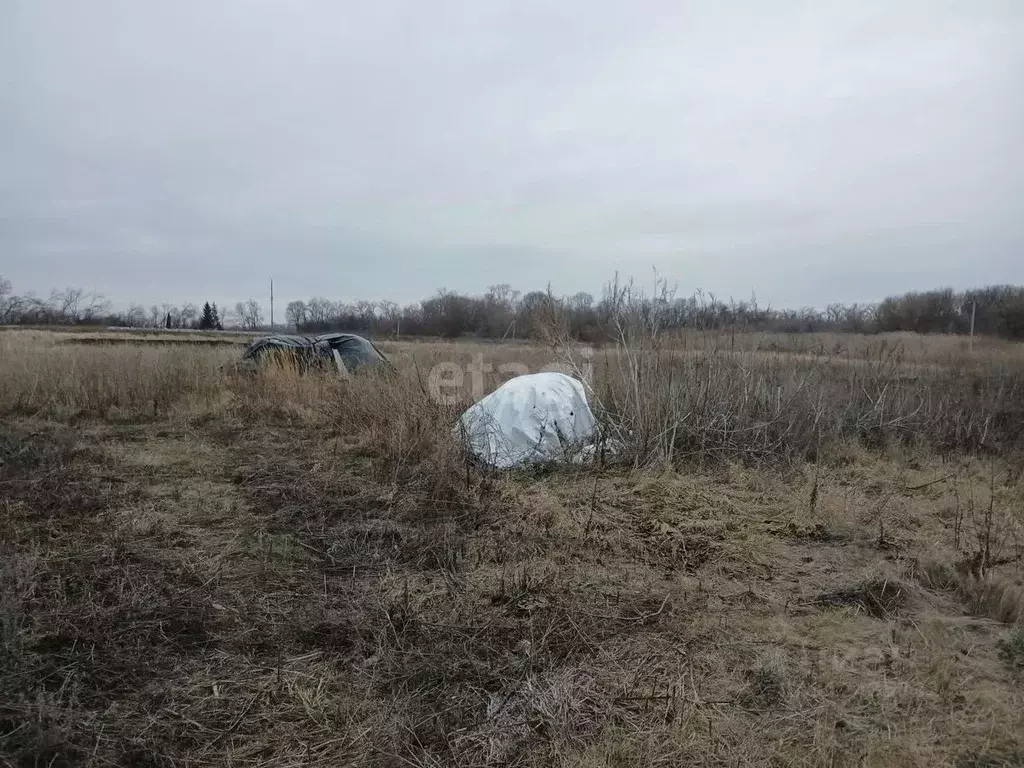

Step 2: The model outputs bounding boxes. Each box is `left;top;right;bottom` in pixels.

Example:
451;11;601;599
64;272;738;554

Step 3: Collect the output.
2;328;1024;767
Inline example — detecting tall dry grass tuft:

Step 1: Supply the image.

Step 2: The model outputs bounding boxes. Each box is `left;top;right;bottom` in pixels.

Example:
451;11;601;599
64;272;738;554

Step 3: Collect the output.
222;362;493;517
913;558;1024;626
329;371;496;517
222;360;345;423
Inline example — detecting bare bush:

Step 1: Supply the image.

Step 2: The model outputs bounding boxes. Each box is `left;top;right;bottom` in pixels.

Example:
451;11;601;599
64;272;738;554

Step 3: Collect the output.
574;279;1024;467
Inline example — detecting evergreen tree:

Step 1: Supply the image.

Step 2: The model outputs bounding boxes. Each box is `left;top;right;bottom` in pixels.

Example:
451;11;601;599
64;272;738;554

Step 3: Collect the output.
199;302;215;330
165;312;172;329
211;303;223;331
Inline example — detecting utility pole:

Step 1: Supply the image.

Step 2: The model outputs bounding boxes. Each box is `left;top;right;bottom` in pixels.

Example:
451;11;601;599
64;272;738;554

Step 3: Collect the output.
270;278;275;331
969;299;976;353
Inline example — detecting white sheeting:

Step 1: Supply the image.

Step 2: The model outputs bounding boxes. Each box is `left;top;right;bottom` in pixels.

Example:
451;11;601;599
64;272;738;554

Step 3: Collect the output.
457;372;597;468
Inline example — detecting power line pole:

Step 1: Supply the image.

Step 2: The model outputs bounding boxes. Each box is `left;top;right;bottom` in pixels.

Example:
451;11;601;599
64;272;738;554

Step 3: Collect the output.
969;299;976;353
270;278;275;331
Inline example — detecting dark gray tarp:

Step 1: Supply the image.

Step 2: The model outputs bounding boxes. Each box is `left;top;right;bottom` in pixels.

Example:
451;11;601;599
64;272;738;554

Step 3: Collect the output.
240;333;392;375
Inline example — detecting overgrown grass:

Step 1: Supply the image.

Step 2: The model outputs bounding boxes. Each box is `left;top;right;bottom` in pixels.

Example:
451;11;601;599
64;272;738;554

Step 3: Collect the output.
2;328;1024;766
591;343;1024;466
0;331;234;419
4;329;1022;465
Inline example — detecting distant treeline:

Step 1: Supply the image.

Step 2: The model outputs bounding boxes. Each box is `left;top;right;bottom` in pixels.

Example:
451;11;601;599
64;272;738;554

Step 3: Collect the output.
2;274;1023;341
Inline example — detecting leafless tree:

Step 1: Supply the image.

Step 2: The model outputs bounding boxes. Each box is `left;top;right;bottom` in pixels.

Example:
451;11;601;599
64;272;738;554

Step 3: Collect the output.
53;287;84;321
285;300;307;329
181;303;198;328
378;299;400;334
0;276;14;323
306;297;334;327
126;304;147;327
355;300;376;326
567;292;592;312
80;292;108;323
235;299;264;331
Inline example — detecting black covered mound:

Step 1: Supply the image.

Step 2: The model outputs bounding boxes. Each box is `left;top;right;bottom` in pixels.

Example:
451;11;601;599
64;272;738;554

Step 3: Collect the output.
239;333;392;375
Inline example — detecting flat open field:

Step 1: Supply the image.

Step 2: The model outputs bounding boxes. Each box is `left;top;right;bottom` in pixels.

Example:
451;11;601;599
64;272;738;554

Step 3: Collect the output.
2;328;1023;767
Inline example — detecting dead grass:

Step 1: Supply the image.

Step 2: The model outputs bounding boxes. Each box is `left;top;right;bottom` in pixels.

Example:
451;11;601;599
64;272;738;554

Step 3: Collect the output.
0;331;235;420
1002;627;1024;670
1;329;1023;766
590;339;1024;466
660;327;1024;367
814;578;913;619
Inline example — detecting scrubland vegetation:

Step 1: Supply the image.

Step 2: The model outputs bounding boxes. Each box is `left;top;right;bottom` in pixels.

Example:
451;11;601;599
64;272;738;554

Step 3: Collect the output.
4;272;1024;341
1;318;1023;766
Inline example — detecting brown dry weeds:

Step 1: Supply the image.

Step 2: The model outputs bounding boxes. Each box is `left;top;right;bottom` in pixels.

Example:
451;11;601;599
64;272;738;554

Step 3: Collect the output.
1;330;1023;767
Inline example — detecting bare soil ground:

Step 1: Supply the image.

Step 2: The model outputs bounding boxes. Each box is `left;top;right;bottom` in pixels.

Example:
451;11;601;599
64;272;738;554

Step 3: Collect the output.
2;330;1023;767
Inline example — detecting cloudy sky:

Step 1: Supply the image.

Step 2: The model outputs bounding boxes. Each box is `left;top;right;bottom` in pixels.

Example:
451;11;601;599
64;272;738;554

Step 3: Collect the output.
2;1;1022;310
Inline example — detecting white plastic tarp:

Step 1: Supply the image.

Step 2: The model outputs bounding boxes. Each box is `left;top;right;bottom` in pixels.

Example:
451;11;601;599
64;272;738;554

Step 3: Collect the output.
457;372;597;468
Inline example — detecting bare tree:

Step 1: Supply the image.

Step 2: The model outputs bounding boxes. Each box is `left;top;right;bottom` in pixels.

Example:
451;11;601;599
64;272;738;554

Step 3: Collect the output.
306;297;334;327
0;276;14;323
235;299;264;331
126;304;147;327
485;283;519;310
80;292;108;323
54;287;84;322
568;292;594;312
21;295;46;323
482;284;519;337
355;300;376;328
518;290;563;339
181;303;198;328
285;300;307;329
378;299;400;334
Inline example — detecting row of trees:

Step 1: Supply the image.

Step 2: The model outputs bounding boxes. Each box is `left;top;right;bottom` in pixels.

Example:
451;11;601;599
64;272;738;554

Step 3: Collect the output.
0;276;233;331
3;274;1023;340
874;285;1024;339
0;280;111;326
282;282;1024;341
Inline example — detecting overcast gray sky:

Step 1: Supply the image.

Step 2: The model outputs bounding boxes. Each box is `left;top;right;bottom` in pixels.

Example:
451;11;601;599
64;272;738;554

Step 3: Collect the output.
2;0;1022;310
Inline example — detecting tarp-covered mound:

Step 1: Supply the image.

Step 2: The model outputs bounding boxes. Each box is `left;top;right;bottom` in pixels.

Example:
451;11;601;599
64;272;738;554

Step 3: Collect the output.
239;333;391;375
458;372;597;468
